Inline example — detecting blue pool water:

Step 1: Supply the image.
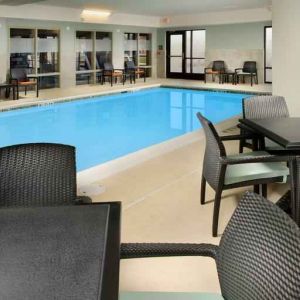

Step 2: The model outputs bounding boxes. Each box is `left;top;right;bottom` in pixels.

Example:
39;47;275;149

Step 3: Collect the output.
0;87;251;171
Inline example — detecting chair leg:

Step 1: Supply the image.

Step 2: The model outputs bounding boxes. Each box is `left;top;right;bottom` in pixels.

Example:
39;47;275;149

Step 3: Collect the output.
251;74;253;86
262;184;267;198
200;176;206;205
239;140;244;153
254;185;260;194
25;86;27;95
212;189;222;237
204;73;206;83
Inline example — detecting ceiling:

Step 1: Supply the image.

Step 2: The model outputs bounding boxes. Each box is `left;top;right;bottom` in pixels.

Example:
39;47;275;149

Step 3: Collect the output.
0;0;272;16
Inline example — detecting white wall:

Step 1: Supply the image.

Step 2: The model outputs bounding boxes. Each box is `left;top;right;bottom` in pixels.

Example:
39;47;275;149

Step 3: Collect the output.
0;19;8;83
272;0;300;116
161;8;271;27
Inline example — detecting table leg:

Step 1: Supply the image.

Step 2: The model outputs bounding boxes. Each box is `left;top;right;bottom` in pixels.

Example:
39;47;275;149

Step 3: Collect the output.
288;157;300;225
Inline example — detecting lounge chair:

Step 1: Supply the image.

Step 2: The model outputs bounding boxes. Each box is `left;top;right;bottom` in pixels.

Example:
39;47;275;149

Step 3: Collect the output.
0;143;91;207
120;191;300;300
103;62;125;86
197;112;290;236
204;61;225;83
235;61;258;86
10;68;39;98
125;61;146;83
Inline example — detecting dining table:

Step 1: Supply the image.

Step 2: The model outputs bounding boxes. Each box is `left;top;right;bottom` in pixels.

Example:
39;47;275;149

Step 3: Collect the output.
0;202;121;300
239;117;300;226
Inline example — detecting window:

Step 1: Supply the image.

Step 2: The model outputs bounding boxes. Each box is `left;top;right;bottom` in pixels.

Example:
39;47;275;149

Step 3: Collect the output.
264;26;272;83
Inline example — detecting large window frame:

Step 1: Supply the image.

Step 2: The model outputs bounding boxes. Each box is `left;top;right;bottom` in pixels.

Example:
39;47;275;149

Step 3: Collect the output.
9;27;60;89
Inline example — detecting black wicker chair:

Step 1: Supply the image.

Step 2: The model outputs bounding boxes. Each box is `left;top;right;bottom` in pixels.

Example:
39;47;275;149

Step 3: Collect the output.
235;61;258;86
204;61;225;84
0;143;91;208
120;192;300;300
239;95;290;153
197;112;290;236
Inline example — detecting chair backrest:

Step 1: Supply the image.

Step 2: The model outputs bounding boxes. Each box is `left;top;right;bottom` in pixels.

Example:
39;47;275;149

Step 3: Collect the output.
103;62;113;71
196;112;226;190
216;191;300;300
0;143;77;208
242;61;257;73
243;95;289;119
212;61;225;72
125;60;136;70
10;68;28;81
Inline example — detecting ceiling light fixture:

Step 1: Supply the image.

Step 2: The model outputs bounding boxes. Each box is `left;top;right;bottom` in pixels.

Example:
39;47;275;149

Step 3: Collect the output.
81;9;111;22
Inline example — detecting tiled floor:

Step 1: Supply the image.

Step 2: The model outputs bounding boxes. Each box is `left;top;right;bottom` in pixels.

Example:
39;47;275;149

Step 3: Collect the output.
0;78;280;294
90;130;287;294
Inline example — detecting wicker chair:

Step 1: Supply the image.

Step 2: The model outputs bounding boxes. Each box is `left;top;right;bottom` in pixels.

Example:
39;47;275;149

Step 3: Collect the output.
197;112;290;236
120;192;300;300
0;143;91;208
204;61;225;84
239;95;290;153
103;62;125;86
125;61;146;83
235;61;258;86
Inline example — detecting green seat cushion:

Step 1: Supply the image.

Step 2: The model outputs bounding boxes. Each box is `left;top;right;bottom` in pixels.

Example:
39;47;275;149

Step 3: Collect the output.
225;151;289;185
120;292;224;300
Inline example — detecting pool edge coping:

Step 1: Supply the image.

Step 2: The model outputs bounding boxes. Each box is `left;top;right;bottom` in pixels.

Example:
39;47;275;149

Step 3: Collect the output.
0;83;270;113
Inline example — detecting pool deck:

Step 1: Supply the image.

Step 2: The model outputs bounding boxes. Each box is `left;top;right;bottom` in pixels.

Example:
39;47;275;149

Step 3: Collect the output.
0;78;279;294
0;78;271;111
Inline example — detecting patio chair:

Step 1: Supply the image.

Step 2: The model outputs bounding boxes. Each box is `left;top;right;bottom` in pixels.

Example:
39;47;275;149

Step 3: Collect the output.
204;61;225;84
197;112;290;236
103;62;125;87
0;143;91;208
120;192;300;300
10;68;39;98
239;95;290;153
235;61;258;86
125;60;146;83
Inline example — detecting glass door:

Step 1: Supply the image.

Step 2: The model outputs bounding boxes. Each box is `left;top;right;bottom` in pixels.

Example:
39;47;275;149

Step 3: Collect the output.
166;31;185;78
166;30;205;80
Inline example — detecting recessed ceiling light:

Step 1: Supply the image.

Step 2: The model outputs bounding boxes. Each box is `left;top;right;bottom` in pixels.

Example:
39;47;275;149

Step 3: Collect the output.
81;9;111;19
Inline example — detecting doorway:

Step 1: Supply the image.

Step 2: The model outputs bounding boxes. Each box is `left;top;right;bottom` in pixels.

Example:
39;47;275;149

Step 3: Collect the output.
166;30;206;80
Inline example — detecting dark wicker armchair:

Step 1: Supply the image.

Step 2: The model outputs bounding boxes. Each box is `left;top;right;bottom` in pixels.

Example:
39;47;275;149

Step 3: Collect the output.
0;143;91;208
10;68;39;98
120;192;300;300
204;61;225;84
125;60;146;83
197;112;290;236
239;95;290;153
103;62;125;86
235;61;258;86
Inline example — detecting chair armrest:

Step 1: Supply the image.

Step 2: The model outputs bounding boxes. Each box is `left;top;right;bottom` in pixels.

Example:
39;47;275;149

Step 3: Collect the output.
220;133;256;141
10;78;19;84
220;154;292;165
114;68;125;73
121;243;218;259
204;67;212;72
235;68;242;73
74;196;92;204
